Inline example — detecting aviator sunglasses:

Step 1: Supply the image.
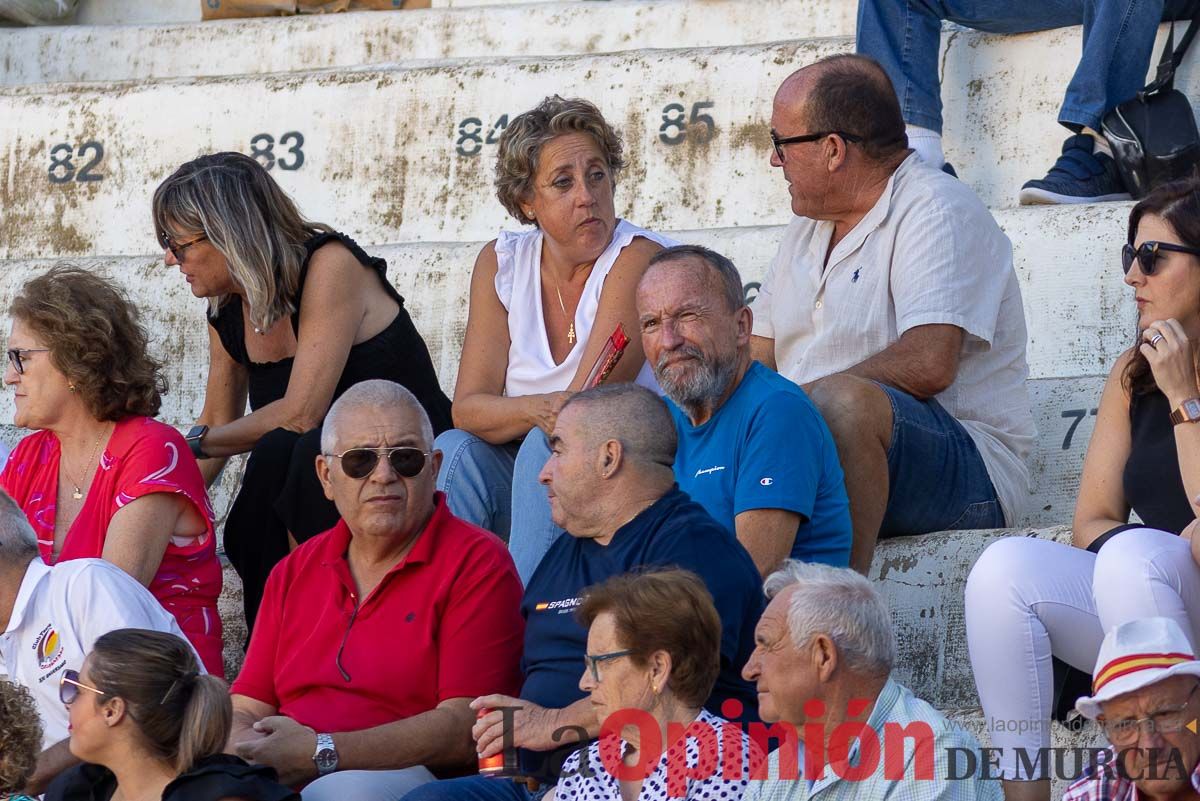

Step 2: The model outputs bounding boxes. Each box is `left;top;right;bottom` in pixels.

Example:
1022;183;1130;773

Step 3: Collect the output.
328;446;432;479
1122;240;1200;276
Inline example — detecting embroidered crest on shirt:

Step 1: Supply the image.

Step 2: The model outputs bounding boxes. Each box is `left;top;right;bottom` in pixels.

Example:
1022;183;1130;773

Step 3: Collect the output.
33;623;64;672
851;267;862;283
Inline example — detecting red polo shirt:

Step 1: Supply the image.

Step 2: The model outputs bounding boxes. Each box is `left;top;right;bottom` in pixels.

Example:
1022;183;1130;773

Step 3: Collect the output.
231;493;524;733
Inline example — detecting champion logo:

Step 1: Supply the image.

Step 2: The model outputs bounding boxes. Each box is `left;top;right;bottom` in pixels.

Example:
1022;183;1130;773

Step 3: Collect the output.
695;465;727;478
760;477;774;486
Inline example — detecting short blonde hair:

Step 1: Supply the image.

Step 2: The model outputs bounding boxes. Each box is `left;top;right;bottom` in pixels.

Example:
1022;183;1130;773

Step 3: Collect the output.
495;96;626;226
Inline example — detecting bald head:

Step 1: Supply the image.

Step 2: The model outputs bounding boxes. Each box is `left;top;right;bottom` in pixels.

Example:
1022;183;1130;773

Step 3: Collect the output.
559;384;676;470
777;54;908;162
321;379;434;455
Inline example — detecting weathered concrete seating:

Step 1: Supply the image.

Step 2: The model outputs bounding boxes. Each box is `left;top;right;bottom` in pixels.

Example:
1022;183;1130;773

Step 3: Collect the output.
0;24;1192;262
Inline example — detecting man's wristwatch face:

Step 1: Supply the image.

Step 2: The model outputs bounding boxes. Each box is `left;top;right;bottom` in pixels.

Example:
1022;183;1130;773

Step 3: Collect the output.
314;733;337;775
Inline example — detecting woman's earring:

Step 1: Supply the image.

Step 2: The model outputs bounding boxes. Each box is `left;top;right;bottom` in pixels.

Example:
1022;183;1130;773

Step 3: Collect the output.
68;384;76;393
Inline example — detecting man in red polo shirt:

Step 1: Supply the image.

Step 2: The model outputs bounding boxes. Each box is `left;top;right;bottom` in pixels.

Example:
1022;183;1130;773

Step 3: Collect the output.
228;379;525;800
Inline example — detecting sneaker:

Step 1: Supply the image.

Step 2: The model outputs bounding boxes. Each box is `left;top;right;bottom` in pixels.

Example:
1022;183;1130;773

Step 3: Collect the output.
1018;134;1132;205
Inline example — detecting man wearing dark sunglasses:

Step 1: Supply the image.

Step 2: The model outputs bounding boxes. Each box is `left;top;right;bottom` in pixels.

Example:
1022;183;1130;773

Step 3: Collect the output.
0;490;190;796
750;55;1035;573
228;380;523;798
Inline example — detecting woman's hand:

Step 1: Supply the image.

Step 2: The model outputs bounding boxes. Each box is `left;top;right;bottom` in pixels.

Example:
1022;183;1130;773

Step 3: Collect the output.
530;391;573;436
1140;319;1200;407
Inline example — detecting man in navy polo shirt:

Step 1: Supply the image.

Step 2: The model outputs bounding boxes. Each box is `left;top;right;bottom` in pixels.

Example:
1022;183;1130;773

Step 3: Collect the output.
405;384;762;801
637;244;852;576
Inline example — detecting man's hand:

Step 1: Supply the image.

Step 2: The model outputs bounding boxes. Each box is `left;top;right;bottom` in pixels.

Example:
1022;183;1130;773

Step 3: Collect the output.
235;715;319;786
470;695;564;757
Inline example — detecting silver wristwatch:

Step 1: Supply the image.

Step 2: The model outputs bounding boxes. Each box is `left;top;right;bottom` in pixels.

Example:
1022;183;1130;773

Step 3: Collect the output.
313;732;338;776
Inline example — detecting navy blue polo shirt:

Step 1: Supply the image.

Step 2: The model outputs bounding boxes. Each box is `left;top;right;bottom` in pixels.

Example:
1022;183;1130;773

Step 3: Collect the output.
520;486;762;724
670;361;852;567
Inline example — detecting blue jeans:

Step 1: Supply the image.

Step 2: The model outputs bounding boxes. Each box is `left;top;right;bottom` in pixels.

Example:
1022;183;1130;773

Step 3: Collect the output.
402;776;537;801
877;384;1006;536
434;428;564;584
857;0;1199;132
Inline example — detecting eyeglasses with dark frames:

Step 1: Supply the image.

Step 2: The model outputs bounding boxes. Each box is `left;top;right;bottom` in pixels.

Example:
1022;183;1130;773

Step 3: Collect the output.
584;649;634;683
1098;683;1200;745
6;348;49;376
59;669;107;705
159;231;208;264
770;129;864;163
327;447;432;480
1122;240;1200;276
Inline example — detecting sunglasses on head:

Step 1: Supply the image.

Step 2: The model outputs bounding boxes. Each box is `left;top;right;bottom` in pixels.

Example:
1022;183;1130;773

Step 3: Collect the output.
328;446;431;479
1122;240;1200;275
59;669;106;705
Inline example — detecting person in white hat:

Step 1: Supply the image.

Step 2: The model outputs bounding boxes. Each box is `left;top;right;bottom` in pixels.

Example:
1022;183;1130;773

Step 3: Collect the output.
1065;618;1200;801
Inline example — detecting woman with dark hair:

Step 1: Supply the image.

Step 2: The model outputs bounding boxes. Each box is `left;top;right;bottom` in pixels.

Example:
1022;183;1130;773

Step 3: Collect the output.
964;177;1200;801
1;266;223;675
153;152;452;633
46;629;296;801
0;680;41;801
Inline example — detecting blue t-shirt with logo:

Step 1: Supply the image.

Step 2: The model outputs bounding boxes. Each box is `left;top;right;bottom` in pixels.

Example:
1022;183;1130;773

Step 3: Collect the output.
519;486;762;769
669;361;852;567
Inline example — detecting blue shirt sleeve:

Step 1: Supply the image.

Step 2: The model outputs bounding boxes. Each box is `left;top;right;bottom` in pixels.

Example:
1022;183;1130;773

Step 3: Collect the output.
734;390;826;521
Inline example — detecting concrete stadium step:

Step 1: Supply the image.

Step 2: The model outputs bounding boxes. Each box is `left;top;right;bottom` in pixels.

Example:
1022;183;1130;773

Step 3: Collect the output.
2;0;856;85
0;201;1131;528
1;26;1185;259
70;0;571;24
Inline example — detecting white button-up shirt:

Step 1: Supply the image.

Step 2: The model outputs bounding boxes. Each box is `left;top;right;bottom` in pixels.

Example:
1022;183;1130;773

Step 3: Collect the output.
752;155;1034;524
0;558;190;749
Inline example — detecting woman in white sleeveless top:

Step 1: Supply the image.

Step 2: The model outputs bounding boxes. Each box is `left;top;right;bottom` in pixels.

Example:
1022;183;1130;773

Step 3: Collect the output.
435;96;675;583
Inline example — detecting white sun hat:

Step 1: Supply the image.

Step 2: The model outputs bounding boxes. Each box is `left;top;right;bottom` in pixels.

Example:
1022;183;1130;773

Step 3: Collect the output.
1076;617;1200;721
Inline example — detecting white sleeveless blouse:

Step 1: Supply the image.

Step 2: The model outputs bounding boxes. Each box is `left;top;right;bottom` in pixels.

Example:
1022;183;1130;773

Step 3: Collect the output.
494;219;677;397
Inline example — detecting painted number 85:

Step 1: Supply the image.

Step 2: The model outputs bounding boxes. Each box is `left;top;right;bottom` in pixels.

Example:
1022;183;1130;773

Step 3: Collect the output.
659;101;716;146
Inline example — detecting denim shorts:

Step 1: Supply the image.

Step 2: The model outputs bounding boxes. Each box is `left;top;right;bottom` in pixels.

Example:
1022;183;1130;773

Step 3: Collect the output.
877;383;1005;537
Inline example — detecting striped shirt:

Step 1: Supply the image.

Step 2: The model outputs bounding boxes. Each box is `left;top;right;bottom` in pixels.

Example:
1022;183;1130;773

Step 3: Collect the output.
743;678;1002;801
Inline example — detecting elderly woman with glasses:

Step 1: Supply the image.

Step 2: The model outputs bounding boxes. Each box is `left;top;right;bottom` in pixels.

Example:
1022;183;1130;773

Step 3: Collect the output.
0;266;223;676
964;176;1200;801
435;95;675;583
552;569;758;801
46;629;296;801
152;152;453;636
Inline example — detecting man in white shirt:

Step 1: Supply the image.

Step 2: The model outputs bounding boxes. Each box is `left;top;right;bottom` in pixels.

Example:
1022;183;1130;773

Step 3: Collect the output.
749;54;1034;573
0;490;191;794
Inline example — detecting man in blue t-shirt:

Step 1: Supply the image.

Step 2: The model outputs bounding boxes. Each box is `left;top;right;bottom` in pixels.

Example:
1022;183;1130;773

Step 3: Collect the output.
404;384;763;801
636;244;852;574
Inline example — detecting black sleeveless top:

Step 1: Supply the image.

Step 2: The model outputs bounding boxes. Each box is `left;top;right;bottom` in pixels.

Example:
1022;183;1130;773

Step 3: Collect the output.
45;754;298;801
1123;389;1193;534
207;231;452;435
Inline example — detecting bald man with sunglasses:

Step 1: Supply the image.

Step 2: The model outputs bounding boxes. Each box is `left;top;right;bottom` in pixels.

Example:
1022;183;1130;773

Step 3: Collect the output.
228;380;524;801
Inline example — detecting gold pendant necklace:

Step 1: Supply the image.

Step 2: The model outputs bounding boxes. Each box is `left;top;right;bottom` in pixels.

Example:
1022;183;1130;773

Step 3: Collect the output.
553;278;576;345
65;426;108;501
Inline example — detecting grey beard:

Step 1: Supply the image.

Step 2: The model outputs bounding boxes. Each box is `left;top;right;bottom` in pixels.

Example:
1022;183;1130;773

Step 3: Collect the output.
655;348;737;411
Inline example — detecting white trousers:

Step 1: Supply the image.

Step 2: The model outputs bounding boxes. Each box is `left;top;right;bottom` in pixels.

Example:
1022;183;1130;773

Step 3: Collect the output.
301;765;436;801
963;528;1200;780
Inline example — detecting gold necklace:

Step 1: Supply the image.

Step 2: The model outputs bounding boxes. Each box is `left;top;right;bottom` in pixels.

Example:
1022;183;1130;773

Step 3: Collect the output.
552;275;577;345
63;425;108;501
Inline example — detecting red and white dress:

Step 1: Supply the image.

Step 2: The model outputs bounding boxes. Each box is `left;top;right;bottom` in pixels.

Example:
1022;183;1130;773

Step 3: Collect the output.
0;416;223;676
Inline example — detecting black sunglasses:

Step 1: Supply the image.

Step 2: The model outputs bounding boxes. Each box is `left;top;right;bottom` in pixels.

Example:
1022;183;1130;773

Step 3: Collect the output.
1122;240;1200;275
328;446;431;479
6;348;49;376
770;128;863;162
158;231;207;263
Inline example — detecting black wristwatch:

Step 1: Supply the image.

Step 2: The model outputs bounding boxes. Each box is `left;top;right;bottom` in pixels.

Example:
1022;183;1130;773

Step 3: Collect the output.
185;425;210;459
